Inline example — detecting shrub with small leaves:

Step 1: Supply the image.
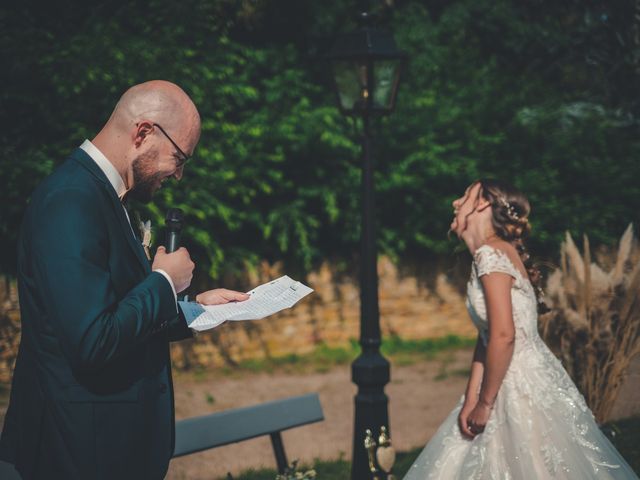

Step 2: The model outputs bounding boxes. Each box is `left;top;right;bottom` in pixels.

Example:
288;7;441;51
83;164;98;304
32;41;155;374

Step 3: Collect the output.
275;460;317;480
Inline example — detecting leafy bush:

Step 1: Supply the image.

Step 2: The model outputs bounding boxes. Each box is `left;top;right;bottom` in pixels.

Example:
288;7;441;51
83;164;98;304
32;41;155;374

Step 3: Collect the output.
1;0;639;280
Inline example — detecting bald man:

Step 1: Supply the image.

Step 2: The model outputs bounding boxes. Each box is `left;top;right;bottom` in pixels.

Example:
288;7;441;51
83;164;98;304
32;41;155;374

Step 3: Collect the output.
0;81;248;479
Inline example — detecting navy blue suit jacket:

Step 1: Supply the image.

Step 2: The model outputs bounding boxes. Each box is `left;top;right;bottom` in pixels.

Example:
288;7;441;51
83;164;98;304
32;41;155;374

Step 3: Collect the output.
0;148;192;479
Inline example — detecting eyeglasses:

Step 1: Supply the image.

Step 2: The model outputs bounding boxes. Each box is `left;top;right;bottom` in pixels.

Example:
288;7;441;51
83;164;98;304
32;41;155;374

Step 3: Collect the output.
153;123;190;168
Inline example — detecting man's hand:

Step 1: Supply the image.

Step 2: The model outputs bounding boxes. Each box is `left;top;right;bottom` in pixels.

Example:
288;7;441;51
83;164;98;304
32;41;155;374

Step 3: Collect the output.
152;246;194;293
195;289;250;305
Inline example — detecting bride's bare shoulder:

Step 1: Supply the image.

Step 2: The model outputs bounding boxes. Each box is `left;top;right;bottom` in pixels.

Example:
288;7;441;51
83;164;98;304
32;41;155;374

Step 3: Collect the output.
483;239;515;255
483;240;526;276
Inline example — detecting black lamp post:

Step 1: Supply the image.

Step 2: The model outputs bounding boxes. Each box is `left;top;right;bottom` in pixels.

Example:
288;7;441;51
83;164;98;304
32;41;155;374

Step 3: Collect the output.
327;12;405;480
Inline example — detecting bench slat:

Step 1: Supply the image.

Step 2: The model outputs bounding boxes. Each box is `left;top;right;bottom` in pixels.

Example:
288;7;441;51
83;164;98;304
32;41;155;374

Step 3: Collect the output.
0;461;21;480
173;393;324;458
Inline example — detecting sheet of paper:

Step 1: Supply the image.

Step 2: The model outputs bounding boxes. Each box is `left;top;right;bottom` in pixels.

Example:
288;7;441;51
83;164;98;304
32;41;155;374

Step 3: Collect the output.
179;275;313;332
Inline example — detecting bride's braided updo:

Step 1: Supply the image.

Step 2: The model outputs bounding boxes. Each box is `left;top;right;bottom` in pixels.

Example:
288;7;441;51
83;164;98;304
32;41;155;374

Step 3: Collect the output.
475;179;545;309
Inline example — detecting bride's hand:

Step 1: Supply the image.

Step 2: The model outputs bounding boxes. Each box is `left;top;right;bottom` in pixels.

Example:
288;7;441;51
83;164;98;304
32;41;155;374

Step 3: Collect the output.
195;288;250;305
465;401;493;438
458;399;478;439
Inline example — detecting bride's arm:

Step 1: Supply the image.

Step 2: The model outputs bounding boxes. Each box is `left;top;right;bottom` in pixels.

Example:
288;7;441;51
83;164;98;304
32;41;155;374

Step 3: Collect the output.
465;272;515;436
479;272;516;406
458;335;486;438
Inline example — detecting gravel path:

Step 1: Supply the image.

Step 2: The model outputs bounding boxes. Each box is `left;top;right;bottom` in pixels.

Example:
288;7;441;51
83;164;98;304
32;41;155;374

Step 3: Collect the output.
168;349;472;479
167;350;640;480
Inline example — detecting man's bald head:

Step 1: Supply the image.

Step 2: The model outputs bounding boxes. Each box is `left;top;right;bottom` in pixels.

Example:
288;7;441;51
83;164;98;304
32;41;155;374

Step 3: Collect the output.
108;80;200;144
92;80;202;201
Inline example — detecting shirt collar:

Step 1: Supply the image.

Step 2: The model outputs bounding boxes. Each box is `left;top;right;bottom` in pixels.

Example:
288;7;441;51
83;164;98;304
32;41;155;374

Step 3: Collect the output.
79;139;129;200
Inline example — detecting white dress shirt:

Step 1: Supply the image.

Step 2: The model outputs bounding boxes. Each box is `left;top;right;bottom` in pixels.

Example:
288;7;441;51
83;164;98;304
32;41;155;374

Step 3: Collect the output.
79;140;178;305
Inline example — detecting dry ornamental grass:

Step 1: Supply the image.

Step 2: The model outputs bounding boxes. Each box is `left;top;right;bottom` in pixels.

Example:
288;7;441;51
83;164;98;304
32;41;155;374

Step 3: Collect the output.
539;224;640;423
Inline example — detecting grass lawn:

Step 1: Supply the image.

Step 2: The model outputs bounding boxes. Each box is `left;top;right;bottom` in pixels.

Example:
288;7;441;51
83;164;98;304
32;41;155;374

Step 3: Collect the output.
180;334;476;380
222;416;640;479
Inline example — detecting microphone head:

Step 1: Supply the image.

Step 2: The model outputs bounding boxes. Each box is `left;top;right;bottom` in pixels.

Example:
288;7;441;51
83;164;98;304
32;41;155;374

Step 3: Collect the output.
165;208;184;231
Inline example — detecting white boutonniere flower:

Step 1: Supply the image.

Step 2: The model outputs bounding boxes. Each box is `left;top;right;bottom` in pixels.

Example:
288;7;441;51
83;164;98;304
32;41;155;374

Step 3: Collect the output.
139;220;152;260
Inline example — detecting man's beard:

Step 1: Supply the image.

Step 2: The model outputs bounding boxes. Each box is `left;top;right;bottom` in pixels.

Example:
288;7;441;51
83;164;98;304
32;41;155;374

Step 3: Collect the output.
129;150;165;203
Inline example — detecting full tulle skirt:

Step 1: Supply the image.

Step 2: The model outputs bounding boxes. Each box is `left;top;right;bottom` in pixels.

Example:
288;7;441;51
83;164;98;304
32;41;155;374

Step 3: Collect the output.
403;337;639;480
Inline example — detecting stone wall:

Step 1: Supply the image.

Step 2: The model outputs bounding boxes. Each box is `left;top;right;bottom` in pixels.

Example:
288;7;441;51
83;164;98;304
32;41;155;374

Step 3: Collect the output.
0;258;475;379
0;279;20;384
170;257;475;369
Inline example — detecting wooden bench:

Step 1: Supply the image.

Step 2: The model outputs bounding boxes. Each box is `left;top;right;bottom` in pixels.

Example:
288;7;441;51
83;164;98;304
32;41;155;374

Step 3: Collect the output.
0;460;20;480
172;393;324;474
0;393;323;479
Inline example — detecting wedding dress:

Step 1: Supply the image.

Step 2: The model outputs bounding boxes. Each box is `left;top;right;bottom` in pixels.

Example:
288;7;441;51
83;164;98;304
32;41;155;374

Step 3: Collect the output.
403;245;639;479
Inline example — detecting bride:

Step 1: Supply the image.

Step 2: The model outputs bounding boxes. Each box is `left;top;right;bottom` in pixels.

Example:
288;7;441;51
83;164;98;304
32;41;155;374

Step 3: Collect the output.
403;179;638;479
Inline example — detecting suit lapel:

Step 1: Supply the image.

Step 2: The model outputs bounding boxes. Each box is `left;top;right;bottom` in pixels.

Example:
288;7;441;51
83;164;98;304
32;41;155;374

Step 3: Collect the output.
107;191;152;273
70;148;151;273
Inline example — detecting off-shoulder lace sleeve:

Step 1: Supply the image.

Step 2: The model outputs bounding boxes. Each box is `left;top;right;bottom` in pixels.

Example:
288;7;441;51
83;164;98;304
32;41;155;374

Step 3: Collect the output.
473;245;518;279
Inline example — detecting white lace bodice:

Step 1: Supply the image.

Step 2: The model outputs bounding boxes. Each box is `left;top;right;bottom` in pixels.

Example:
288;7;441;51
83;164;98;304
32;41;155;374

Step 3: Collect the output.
465;245;539;348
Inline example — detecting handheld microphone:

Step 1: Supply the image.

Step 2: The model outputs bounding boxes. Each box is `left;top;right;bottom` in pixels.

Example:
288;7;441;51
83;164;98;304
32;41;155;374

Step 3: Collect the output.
165;208;184;253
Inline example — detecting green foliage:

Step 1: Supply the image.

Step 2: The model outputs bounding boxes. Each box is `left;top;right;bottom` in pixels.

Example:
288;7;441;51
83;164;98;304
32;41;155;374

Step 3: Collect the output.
605;417;640;474
381;334;476;356
1;0;639;278
379;1;640;258
275;460;316;480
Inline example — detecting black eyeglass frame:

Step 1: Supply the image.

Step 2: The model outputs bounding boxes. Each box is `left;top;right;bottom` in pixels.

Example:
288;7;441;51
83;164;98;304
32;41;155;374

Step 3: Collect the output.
152;123;190;168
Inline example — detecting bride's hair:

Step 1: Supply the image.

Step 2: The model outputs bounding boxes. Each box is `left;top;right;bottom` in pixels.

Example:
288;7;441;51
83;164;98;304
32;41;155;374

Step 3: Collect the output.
472;179;546;310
